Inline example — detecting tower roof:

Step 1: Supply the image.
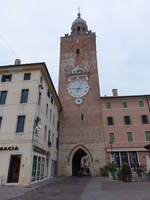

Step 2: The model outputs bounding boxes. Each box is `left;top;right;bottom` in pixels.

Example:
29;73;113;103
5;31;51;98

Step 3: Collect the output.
72;12;87;27
71;12;88;34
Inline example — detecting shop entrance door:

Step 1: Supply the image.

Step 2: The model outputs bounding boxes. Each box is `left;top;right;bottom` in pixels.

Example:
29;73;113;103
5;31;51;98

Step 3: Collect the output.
7;155;21;183
51;160;57;177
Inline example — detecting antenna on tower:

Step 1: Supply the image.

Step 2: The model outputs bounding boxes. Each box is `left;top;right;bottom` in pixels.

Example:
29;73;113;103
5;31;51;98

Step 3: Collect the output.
77;7;81;18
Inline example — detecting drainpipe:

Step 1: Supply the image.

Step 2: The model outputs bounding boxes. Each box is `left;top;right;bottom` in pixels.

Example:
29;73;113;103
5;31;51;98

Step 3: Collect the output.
145;96;150;172
146;95;150;112
56;109;61;176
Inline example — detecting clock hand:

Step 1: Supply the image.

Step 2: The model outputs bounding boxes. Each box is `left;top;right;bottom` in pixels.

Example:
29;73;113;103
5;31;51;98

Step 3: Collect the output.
76;81;83;90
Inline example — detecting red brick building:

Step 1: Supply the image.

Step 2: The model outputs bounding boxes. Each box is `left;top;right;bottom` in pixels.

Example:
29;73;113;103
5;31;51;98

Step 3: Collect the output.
101;91;150;172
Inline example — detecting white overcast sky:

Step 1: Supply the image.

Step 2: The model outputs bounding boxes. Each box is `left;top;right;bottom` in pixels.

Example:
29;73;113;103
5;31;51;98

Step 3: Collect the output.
0;0;150;96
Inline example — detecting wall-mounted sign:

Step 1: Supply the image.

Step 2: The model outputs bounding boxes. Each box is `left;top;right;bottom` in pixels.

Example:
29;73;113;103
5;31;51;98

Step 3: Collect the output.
0;146;19;151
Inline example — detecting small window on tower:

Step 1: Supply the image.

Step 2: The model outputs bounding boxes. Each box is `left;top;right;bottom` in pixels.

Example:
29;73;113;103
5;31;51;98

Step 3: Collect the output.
76;49;80;55
77;26;80;31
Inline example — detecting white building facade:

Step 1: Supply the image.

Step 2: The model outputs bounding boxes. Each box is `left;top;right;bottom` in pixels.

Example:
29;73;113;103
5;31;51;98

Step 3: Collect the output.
0;62;61;185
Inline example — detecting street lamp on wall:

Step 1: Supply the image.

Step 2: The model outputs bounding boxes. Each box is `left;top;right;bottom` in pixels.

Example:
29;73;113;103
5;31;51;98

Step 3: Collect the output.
33;117;42;137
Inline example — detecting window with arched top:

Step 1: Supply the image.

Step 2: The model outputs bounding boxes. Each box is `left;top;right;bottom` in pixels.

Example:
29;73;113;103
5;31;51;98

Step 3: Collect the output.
77;69;83;73
77;26;80;31
72;65;85;74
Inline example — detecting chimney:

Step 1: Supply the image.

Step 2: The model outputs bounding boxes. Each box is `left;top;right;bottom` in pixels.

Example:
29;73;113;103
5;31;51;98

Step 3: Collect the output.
112;89;118;97
14;59;21;65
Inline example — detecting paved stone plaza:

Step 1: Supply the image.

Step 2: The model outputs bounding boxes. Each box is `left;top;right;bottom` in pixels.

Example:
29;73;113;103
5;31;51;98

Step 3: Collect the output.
1;177;150;200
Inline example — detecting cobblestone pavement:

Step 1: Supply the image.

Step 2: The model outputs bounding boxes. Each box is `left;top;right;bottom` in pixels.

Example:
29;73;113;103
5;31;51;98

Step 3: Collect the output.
1;177;150;200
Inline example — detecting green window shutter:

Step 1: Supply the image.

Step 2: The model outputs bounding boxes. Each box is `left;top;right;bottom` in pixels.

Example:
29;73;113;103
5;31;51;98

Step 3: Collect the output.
109;132;115;143
127;132;133;142
145;131;150;141
139;100;144;107
122;101;128;108
106;102;111;109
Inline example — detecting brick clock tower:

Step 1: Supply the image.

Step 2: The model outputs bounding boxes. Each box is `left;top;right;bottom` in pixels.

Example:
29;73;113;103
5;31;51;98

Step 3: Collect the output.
58;13;106;176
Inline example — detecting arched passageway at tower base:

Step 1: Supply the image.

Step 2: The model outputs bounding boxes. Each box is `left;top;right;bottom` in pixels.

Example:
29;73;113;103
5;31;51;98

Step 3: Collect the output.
72;148;90;176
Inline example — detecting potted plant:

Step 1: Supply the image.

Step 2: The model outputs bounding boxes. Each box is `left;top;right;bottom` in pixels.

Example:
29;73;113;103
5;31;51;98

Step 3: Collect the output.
117;168;123;180
108;162;117;179
100;165;108;177
148;170;150;181
121;164;132;182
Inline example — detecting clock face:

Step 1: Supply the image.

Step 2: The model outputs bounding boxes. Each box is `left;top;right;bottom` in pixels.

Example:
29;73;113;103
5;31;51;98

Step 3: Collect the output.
67;79;89;98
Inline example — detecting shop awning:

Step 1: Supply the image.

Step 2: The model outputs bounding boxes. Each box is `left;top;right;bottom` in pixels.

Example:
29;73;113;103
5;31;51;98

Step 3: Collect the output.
144;144;150;150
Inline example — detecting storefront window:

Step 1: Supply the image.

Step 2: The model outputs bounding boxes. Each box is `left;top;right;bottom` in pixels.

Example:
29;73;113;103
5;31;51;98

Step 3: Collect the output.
110;151;139;168
31;154;46;182
37;157;41;180
32;155;37;182
45;158;49;177
40;158;45;179
120;152;129;166
129;152;138;168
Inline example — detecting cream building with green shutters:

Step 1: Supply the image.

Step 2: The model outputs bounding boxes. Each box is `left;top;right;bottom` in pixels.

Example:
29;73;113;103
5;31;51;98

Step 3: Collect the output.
0;61;61;185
